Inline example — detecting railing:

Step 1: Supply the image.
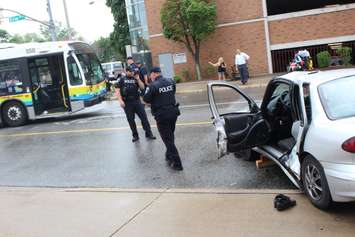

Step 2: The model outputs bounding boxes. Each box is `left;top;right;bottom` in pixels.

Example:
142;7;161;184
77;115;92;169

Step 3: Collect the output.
271;40;355;73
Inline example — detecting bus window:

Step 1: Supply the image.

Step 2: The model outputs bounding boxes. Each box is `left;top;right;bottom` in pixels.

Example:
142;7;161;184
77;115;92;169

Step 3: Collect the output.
76;53;105;85
67;56;83;86
0;60;25;96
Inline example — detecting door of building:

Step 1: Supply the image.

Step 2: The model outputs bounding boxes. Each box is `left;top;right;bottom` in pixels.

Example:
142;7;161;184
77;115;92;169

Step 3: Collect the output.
158;53;175;79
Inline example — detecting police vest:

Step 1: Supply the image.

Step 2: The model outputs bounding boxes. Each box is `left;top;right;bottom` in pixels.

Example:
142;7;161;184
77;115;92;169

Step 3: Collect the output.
120;77;140;101
150;77;179;118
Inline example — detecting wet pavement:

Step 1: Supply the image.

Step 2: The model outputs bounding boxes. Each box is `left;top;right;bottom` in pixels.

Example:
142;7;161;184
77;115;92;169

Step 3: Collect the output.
0;86;294;189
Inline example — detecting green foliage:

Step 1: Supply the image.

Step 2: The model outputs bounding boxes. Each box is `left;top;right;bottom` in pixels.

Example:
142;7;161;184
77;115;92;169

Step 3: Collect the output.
161;0;217;80
8;33;44;43
91;37;121;62
0;29;10;43
316;51;331;68
161;0;217;43
336;47;353;66
173;75;182;83
182;69;193;81
40;23;81;41
106;0;130;58
205;64;215;77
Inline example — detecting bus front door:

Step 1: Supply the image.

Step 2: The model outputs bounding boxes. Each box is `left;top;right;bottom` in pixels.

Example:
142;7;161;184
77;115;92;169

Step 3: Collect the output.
29;55;70;116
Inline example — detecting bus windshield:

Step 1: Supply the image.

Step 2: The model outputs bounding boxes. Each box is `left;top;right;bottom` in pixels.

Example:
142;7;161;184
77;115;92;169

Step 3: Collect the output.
76;53;105;85
69;42;105;85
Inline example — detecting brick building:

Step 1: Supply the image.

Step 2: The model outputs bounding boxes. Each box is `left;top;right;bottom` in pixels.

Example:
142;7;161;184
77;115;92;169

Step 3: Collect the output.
125;0;355;79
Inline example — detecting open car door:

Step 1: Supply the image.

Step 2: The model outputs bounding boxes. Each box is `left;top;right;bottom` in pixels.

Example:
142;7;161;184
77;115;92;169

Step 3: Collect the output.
207;82;271;158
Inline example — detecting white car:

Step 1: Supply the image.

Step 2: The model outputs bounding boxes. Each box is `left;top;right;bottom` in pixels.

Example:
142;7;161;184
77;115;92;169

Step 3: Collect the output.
208;69;355;209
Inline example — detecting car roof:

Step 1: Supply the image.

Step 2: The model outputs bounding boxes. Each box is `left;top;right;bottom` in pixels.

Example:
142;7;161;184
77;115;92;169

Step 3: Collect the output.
276;69;355;86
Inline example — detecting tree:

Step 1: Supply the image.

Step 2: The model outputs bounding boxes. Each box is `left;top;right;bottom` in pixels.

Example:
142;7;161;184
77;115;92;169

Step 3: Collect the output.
161;0;217;80
106;0;130;58
8;33;44;43
0;29;11;43
91;37;121;62
40;22;81;41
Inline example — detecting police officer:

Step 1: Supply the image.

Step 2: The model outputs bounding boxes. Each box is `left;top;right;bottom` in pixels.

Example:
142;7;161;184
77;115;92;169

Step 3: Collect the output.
126;56;139;75
136;61;149;86
116;67;156;142
143;67;183;171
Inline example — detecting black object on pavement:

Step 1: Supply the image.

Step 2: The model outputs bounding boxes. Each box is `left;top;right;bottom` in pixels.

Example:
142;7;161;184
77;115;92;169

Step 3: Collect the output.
274;194;296;211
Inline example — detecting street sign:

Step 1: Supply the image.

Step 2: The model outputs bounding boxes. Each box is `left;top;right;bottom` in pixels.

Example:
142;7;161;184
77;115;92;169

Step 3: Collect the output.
9;15;26;23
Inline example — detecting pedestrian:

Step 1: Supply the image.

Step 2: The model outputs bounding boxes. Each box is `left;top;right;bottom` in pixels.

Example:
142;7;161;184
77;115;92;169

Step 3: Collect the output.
209;57;227;80
235;49;250;84
116;67;156;142
143;67;183;171
136;61;150;86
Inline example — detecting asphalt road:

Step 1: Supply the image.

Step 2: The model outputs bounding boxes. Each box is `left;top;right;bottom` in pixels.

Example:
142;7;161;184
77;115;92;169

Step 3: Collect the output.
0;87;294;189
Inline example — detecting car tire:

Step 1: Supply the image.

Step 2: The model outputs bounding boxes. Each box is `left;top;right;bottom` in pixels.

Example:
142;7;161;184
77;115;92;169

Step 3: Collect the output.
301;155;332;210
2;101;27;127
234;149;259;161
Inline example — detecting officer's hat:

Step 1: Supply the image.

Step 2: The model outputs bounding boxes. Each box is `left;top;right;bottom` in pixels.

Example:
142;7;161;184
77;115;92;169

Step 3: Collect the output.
126;67;134;72
150;67;161;73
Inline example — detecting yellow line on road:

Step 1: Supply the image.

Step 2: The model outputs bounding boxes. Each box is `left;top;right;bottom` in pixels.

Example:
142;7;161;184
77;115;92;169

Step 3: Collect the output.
0;121;212;138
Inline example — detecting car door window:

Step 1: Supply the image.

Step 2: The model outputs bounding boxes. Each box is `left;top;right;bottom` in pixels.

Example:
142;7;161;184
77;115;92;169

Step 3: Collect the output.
211;84;252;115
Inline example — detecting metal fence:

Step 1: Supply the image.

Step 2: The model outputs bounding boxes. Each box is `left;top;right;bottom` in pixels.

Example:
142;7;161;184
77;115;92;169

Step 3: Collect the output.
271;40;355;73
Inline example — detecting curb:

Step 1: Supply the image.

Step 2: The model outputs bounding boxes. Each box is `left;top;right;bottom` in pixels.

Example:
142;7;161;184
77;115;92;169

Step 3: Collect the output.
176;83;268;94
0;187;301;195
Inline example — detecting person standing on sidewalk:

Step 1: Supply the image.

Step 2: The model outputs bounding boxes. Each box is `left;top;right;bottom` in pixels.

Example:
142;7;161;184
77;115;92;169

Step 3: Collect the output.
235;49;250;85
116;67;156;142
143;67;183;171
209;57;227;80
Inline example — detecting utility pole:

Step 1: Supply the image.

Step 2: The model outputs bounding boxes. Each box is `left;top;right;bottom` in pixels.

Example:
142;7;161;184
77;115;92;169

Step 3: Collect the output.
46;0;57;41
62;0;72;40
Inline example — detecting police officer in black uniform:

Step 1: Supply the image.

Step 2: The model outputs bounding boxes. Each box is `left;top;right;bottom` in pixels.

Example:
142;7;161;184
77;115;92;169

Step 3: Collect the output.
136;61;149;86
143;67;183;171
116;67;156;142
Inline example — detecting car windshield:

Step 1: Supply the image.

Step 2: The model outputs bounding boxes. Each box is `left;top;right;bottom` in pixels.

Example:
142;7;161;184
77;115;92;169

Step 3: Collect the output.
76;53;105;85
318;75;355;120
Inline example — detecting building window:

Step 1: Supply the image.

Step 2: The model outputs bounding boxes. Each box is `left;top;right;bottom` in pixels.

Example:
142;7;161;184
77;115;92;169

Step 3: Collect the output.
267;0;355;15
125;0;152;69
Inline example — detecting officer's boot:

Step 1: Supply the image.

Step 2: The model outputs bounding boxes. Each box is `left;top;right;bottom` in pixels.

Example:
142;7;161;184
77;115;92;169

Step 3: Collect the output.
170;157;183;171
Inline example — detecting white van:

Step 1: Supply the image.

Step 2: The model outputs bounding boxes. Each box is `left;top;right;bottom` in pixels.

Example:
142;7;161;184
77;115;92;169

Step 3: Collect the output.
101;61;124;81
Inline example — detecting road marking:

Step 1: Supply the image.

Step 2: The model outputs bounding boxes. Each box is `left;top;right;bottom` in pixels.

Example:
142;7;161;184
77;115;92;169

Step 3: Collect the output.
0;121;212;138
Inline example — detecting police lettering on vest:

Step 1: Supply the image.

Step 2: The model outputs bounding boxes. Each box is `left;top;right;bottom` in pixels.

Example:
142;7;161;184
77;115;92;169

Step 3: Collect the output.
159;85;173;93
117;76;140;102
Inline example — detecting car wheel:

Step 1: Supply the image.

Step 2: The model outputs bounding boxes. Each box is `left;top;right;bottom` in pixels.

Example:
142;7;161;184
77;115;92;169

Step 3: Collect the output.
2;101;27;127
301;155;332;210
234;149;259;161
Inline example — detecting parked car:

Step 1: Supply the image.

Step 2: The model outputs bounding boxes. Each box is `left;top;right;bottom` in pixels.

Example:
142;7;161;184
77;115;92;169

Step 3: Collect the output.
207;69;355;209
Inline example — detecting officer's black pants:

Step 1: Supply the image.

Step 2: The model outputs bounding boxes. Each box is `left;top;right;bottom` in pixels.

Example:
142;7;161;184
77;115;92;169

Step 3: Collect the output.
124;100;152;137
238;64;249;84
156;115;181;163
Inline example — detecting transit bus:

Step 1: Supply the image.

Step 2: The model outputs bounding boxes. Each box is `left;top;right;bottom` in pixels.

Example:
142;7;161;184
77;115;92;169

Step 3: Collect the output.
0;41;107;127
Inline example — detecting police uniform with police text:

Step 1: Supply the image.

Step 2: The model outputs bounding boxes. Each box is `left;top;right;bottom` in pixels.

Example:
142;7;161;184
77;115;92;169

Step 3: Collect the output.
143;75;182;169
116;75;154;139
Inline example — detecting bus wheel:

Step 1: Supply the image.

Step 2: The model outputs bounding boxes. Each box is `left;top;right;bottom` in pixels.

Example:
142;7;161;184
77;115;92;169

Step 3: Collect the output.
2;101;27;127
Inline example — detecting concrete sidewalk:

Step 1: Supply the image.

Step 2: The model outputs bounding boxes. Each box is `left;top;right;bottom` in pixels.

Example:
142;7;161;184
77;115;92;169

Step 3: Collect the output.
1;188;354;237
176;74;275;94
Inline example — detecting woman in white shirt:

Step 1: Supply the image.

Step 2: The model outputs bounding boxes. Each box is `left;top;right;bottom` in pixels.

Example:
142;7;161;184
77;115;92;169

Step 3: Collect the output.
235;49;250;85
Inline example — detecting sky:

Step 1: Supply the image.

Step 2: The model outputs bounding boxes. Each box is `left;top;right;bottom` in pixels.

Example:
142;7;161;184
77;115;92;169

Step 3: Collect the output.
0;0;115;42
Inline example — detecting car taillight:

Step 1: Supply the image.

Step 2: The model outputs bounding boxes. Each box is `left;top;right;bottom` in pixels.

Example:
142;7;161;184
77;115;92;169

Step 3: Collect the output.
342;137;355;153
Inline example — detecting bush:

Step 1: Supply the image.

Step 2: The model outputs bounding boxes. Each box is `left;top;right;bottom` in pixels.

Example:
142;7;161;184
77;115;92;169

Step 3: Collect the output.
205;64;216;77
336;47;352;66
316;51;331;68
173;75;182;83
182;69;193;81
